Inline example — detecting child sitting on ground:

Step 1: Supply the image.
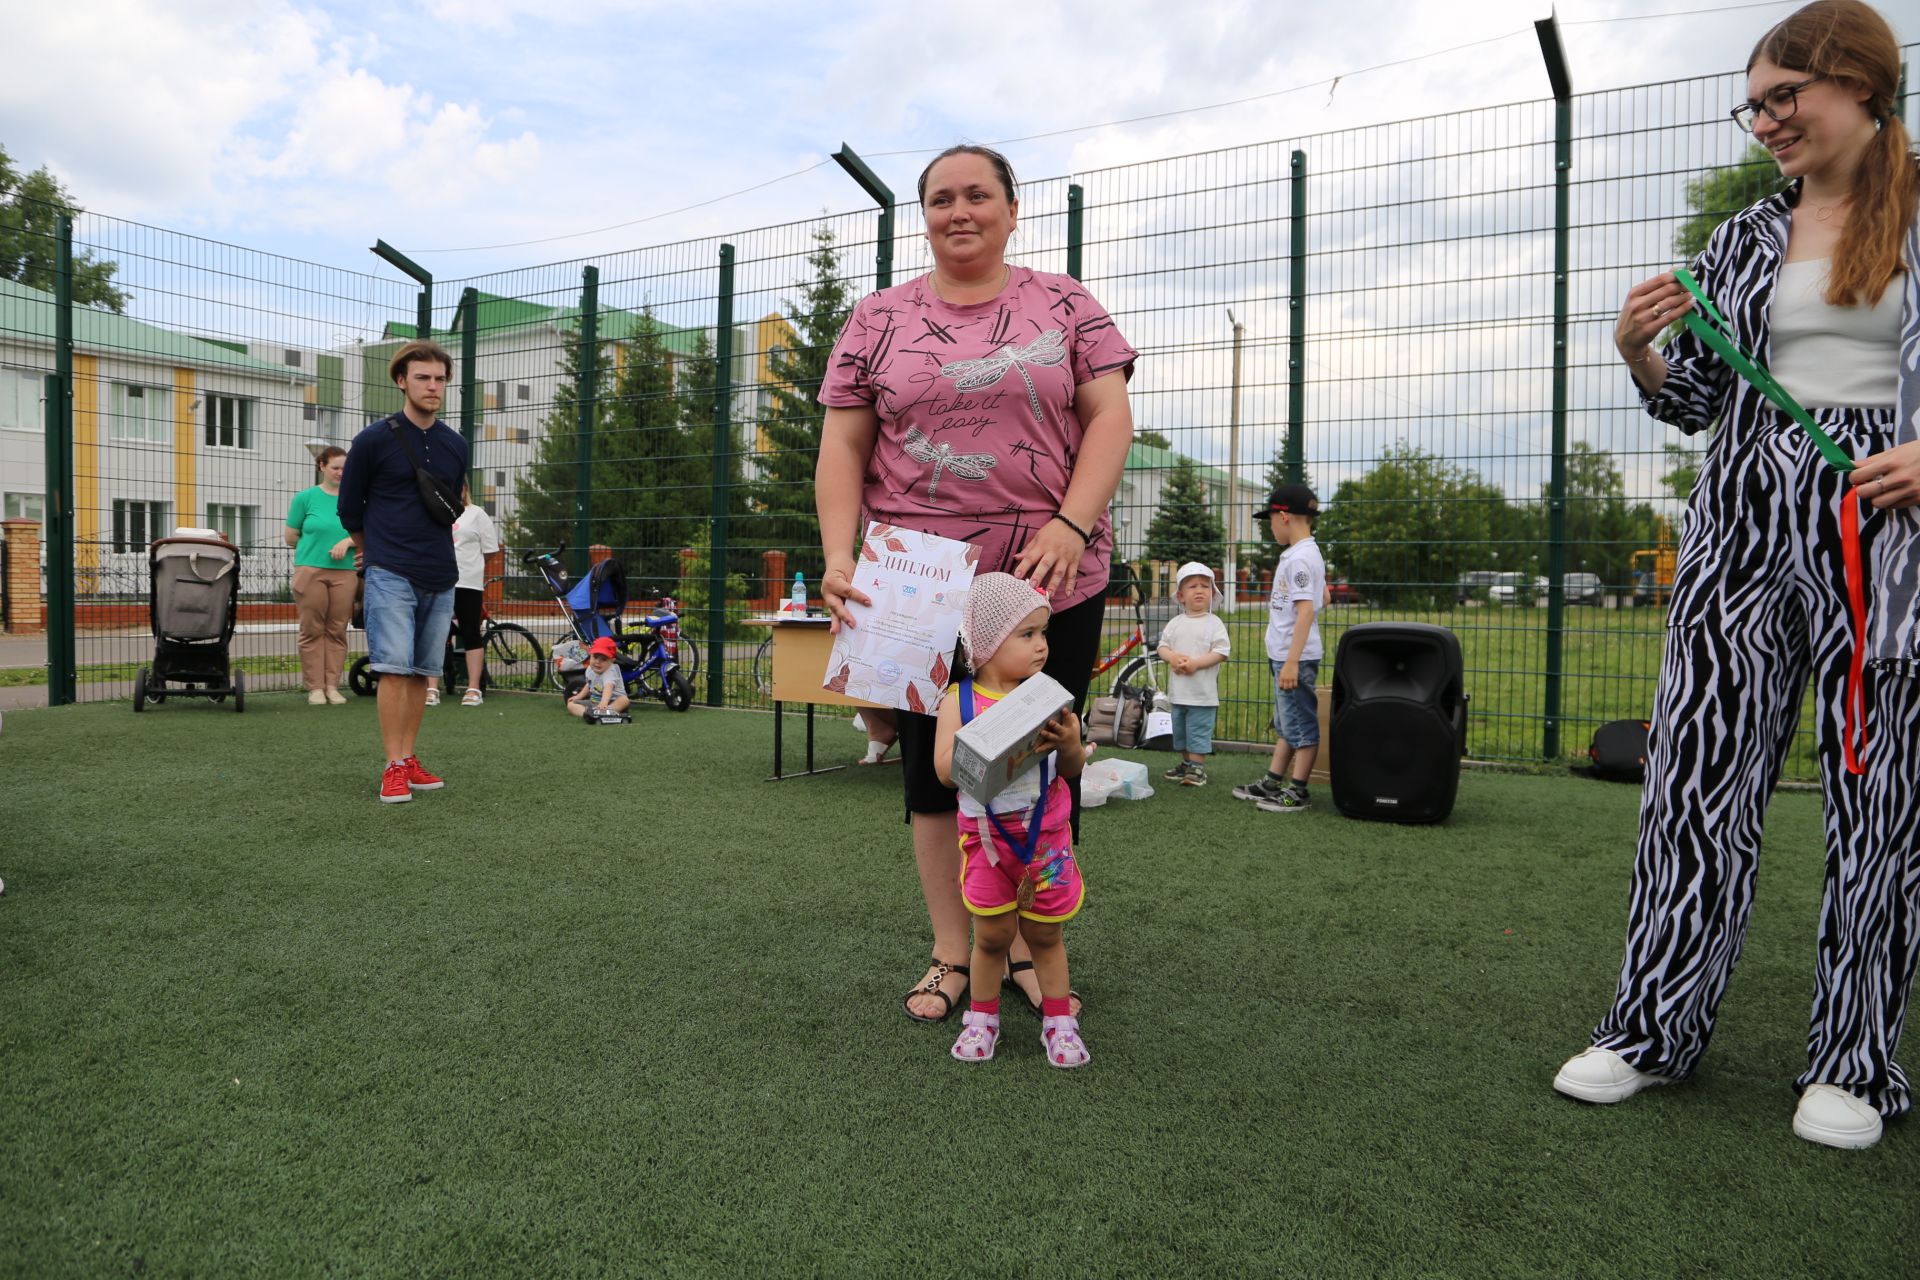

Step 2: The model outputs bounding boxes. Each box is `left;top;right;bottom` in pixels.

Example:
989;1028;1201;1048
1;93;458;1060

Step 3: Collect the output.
566;637;630;719
933;573;1090;1068
1157;561;1231;787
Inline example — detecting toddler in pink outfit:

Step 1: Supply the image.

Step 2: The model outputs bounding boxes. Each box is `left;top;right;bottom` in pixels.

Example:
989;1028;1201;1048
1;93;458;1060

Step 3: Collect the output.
934;573;1089;1068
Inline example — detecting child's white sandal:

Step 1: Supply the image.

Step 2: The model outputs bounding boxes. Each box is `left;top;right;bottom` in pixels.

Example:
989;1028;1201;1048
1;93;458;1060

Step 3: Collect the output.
951;1010;1001;1062
1042;1015;1090;1068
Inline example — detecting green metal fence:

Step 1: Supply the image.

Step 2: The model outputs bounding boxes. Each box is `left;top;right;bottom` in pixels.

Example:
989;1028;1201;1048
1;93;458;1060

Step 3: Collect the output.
6;48;1912;778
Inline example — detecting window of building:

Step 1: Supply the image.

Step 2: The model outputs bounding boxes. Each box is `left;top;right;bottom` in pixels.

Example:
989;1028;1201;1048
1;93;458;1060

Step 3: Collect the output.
204;395;254;449
0;367;43;432
110;382;175;443
205;503;257;549
4;492;45;526
112;499;171;553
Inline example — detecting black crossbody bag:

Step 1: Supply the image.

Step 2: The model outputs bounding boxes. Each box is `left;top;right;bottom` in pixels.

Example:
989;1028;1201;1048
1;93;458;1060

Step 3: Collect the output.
387;417;462;527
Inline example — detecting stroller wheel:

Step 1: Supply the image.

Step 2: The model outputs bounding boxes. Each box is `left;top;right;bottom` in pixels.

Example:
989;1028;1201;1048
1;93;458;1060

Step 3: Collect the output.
133;666;149;712
349;656;378;697
232;668;246;713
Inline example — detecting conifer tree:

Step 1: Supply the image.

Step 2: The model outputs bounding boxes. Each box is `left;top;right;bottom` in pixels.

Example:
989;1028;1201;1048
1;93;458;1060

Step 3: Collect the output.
1143;458;1226;569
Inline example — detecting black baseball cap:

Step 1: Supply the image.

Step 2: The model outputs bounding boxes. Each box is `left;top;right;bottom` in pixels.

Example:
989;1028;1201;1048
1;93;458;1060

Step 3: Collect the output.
1256;482;1319;517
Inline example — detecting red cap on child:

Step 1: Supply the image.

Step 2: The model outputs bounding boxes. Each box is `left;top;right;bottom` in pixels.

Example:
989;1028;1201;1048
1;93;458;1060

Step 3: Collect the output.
588;637;619;658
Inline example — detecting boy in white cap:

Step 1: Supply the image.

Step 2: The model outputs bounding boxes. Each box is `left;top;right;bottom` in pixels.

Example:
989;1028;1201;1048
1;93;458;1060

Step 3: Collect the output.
1156;562;1231;787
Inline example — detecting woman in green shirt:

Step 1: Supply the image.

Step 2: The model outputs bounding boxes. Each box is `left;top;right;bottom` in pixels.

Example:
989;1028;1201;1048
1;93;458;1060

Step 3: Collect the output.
284;446;357;704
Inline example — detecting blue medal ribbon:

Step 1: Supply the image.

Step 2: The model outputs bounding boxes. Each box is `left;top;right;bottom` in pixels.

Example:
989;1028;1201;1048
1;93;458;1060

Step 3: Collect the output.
958;678;1051;867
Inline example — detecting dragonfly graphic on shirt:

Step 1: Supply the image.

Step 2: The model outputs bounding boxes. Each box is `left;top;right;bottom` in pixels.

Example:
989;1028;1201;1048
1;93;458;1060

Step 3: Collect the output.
901;428;997;501
939;329;1068;425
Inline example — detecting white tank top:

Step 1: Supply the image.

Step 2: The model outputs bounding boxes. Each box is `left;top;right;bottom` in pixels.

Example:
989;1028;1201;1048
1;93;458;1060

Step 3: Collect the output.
1769;259;1902;408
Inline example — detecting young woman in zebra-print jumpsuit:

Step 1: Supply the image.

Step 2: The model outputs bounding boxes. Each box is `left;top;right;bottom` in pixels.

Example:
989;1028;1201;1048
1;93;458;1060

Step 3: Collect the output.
1554;0;1920;1149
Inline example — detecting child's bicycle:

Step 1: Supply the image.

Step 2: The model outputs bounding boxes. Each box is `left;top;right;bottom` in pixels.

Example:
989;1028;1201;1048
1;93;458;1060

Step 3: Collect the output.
523;543;694;712
347;578;546;697
1093;566;1168;709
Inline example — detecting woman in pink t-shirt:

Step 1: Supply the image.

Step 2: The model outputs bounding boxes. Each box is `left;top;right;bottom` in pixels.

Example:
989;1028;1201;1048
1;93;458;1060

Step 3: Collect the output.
816;144;1138;1024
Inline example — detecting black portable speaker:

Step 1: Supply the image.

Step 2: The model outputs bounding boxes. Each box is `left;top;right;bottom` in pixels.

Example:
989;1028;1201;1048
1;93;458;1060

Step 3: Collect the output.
1330;622;1467;823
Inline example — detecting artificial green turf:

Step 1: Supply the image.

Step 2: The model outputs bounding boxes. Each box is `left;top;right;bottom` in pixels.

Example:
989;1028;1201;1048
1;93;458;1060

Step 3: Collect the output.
1;695;1912;1277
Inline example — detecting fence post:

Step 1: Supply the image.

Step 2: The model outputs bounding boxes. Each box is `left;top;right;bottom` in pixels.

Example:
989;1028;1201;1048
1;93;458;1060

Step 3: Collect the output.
573;265;599;581
1538;16;1573;762
458;286;479;495
833;146;894;289
1066;184;1084;281
1286;151;1307;484
707;243;736;707
46;215;76;706
371;240;432;342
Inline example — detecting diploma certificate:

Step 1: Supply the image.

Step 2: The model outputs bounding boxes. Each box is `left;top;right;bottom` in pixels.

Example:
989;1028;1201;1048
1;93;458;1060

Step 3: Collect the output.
823;523;980;714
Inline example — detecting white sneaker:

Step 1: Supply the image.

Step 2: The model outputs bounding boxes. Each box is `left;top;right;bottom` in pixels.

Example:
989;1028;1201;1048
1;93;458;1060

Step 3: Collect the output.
1552;1047;1671;1104
307;689;327;706
1792;1084;1882;1149
425;688;440;707
325;688;347;705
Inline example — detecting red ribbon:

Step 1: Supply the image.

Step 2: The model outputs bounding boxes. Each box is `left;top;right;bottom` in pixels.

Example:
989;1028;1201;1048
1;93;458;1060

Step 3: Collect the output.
1840;488;1869;776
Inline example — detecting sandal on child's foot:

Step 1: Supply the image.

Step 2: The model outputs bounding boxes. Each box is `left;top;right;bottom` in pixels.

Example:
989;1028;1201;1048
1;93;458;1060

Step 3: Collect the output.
903;958;970;1023
951;1010;1001;1061
1004;959;1083;1019
1042;1015;1090;1068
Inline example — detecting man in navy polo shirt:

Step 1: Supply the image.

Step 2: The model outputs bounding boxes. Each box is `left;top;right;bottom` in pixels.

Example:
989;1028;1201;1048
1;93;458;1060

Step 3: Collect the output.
338;339;470;804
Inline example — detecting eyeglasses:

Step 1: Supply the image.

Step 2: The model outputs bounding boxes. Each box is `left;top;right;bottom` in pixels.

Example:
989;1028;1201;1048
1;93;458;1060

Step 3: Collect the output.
1731;76;1826;132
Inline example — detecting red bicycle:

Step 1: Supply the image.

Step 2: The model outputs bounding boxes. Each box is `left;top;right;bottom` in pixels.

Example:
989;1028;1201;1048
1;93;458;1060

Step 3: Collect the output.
1093;566;1164;706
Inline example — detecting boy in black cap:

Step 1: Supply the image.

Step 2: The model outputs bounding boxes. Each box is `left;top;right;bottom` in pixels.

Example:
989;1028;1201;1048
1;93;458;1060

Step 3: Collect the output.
1233;483;1324;813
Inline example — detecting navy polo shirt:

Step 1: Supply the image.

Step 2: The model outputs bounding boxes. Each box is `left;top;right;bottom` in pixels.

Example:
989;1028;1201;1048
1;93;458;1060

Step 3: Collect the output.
336;414;470;591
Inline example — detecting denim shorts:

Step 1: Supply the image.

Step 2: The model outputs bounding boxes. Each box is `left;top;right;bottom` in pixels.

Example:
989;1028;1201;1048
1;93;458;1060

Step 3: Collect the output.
1171;704;1217;755
364;566;455;677
1272;658;1320;747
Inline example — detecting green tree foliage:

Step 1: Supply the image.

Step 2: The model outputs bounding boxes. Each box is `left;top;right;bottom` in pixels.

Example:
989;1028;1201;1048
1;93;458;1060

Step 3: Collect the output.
594;312;709;588
1134;428;1172;450
1674;143;1786;260
1659;442;1702;501
1315;443;1508;607
749;226;853;580
1561;441;1660;592
506;325;613;560
0;145;127;311
1144;458;1226;568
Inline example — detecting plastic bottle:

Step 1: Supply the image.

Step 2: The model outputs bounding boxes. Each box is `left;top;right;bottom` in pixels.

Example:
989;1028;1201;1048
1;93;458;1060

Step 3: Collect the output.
790;571;807;615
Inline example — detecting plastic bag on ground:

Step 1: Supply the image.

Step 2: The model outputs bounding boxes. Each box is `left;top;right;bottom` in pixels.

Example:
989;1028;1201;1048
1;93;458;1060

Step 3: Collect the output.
1081;757;1154;801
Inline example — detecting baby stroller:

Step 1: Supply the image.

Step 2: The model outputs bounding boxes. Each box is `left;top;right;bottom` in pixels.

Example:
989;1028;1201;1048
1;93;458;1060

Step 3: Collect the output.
523;543;694;712
133;530;244;713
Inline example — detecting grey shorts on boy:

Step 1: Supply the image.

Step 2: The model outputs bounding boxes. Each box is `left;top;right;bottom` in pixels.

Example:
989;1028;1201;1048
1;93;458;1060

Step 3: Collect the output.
1272;659;1319;747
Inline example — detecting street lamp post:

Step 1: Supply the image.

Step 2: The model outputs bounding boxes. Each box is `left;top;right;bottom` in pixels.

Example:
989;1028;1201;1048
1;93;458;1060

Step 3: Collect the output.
1224;309;1246;611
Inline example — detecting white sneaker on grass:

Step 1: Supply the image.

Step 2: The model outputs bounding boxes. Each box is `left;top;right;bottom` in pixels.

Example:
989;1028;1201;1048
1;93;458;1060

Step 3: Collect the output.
307;689;327;706
1552;1047;1671;1104
1792;1084;1882;1149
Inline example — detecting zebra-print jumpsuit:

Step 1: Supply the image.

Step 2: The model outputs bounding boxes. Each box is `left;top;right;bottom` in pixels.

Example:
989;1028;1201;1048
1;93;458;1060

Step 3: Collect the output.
1589;183;1920;1117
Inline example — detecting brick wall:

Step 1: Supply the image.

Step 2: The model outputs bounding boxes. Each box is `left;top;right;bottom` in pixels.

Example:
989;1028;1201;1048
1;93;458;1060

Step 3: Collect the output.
2;519;43;635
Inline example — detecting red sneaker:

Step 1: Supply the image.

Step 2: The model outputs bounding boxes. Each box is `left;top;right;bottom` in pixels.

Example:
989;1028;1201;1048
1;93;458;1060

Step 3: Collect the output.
379;761;413;804
402;756;444;791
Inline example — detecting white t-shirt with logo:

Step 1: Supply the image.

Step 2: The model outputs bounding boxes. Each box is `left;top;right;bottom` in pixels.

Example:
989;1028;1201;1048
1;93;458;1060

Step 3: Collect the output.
1157;611;1231;707
1265;536;1325;663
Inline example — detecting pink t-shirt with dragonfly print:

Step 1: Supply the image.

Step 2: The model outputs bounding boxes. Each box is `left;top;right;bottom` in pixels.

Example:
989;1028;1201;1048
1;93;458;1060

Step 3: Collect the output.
818;266;1138;612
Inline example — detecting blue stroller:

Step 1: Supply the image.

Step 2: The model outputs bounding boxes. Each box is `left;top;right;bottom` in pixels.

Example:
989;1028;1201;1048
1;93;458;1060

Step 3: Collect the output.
524;545;694;713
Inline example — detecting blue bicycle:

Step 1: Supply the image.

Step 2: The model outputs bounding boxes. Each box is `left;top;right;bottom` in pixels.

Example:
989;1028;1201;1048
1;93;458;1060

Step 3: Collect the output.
526;543;694;713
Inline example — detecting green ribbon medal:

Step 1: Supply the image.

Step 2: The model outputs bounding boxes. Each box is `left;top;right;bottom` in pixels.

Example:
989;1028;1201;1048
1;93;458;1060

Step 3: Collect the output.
1671;266;1854;472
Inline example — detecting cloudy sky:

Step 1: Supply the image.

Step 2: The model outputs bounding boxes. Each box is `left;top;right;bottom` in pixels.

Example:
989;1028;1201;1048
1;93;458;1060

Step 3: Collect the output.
0;0;1853;277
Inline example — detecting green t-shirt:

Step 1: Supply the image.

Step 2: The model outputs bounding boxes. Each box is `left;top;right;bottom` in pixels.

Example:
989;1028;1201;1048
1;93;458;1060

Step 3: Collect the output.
286;486;352;570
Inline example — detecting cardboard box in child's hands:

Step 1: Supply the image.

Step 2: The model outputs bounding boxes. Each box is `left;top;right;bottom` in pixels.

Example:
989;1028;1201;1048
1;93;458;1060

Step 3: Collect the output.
951;673;1073;805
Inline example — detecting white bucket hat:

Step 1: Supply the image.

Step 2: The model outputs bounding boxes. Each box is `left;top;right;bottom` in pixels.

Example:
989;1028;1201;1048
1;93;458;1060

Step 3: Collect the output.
1174;561;1224;600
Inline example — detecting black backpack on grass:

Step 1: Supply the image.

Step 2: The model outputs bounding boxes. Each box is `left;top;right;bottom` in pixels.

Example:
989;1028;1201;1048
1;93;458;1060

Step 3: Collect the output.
1581;719;1650;784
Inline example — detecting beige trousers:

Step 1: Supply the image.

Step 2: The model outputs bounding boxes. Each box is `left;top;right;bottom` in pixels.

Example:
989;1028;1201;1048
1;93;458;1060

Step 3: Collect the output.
292;566;357;691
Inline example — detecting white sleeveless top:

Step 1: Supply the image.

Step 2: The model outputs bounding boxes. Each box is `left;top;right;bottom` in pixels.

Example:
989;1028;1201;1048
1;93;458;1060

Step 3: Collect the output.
1769;259;1902;408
